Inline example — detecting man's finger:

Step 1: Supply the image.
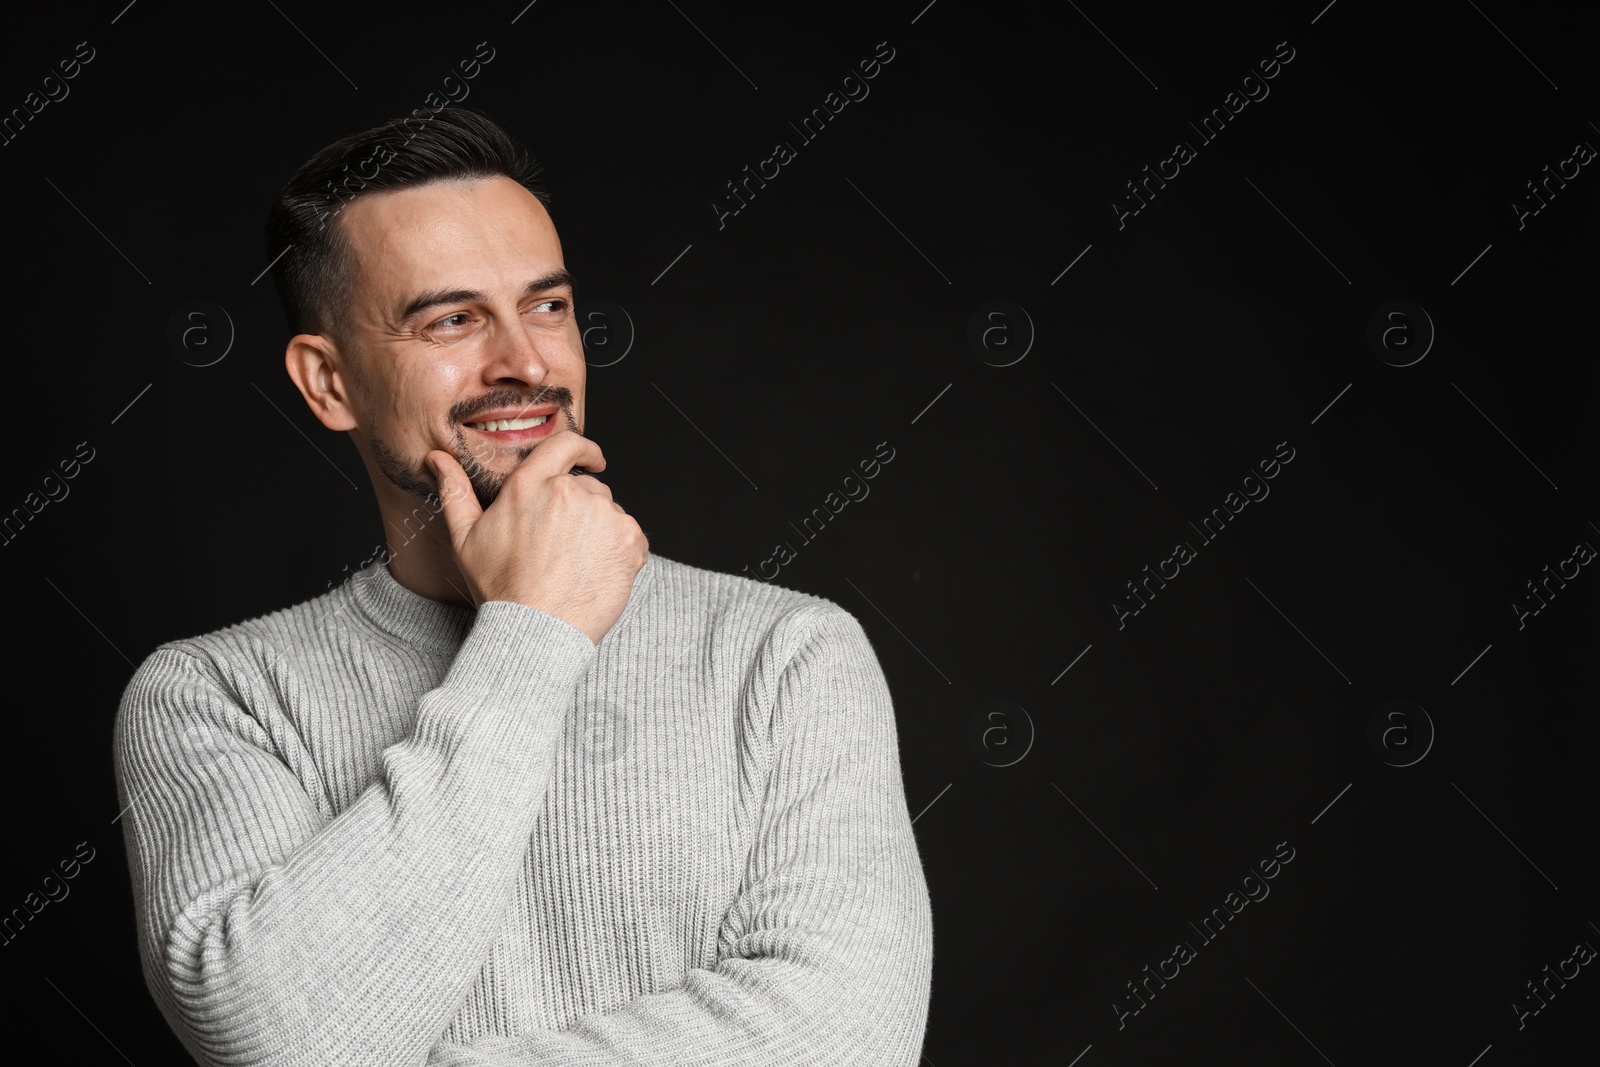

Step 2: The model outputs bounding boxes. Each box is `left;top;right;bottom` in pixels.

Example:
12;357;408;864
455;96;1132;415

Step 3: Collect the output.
514;429;605;479
426;450;483;549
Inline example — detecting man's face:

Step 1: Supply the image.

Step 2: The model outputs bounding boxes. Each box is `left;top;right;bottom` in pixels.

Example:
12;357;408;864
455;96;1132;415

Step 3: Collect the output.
334;175;585;509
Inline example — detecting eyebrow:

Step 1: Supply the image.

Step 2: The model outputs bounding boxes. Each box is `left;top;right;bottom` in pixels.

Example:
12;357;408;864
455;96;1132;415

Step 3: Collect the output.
395;269;577;324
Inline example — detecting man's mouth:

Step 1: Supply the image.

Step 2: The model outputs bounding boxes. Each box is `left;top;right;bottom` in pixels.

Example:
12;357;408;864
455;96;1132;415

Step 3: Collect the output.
465;414;551;432
461;405;562;441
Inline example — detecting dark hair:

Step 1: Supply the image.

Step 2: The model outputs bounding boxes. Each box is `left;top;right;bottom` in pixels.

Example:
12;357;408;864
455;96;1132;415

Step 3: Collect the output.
264;106;551;338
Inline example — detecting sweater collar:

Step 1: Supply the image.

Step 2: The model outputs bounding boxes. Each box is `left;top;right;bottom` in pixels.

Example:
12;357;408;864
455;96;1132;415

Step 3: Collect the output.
345;550;663;655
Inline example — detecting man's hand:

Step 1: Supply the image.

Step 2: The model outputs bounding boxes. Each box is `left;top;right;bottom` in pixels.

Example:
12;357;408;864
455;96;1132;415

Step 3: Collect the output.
427;431;649;644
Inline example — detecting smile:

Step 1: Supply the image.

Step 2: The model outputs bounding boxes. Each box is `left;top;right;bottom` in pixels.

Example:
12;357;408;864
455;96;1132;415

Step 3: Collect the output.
465;415;550;432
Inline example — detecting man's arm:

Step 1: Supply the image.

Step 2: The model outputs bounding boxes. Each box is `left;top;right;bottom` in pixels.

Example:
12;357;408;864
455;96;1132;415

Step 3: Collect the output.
114;600;597;1067
426;604;935;1067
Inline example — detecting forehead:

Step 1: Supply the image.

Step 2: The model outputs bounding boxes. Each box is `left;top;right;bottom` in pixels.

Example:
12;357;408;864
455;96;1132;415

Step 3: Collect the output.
339;176;564;306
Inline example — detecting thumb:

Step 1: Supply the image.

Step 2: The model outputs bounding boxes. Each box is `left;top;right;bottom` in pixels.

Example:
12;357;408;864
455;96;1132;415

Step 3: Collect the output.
426;450;482;550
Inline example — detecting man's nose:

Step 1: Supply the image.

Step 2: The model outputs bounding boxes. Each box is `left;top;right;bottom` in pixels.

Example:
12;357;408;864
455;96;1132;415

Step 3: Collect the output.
482;316;551;384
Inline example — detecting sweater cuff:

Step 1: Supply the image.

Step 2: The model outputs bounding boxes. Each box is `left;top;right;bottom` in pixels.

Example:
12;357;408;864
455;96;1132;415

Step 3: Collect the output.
442;600;597;695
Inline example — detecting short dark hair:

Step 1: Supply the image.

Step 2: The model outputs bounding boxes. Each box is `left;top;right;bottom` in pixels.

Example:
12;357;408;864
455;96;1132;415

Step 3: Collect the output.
264;106;551;338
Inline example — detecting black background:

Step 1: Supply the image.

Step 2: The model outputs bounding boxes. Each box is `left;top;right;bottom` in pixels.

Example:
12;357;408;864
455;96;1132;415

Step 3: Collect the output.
2;1;1596;1063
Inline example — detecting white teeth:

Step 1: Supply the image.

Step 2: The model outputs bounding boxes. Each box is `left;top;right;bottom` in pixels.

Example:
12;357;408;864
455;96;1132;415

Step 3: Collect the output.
474;415;550;432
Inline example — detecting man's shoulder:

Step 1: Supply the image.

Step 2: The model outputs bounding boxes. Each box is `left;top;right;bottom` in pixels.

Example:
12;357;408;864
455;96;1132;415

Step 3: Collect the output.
643;553;874;665
110;581;364;771
648;551;847;621
121;582;355;696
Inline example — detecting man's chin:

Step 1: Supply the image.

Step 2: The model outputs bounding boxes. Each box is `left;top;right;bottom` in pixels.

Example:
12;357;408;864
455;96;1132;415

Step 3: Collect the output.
371;434;510;512
390;466;503;512
456;446;536;509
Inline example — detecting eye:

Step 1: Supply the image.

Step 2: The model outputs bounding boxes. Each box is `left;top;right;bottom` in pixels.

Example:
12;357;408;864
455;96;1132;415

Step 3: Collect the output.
526;298;570;316
420;311;478;342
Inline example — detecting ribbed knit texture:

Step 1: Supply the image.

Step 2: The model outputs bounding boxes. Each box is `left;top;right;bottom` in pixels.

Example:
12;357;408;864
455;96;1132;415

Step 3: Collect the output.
113;552;933;1066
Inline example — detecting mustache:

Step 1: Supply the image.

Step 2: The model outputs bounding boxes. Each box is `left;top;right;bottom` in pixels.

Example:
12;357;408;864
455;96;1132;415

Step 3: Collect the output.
449;384;573;425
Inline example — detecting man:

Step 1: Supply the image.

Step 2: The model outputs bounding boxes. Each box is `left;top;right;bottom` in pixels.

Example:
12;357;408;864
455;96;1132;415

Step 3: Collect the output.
113;106;933;1066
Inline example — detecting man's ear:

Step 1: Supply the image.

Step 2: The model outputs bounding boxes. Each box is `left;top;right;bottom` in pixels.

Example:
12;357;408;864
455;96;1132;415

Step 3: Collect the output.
285;333;358;431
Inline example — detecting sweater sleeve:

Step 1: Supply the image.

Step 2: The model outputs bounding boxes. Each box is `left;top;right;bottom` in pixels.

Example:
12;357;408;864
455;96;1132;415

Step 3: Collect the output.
113;600;598;1067
424;605;935;1067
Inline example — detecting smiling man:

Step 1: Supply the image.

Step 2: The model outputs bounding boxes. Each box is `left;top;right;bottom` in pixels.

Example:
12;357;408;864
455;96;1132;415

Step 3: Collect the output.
113;107;932;1067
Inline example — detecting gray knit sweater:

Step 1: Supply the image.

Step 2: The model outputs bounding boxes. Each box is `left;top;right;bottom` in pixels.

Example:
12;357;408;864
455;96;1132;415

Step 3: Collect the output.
113;551;933;1066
